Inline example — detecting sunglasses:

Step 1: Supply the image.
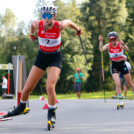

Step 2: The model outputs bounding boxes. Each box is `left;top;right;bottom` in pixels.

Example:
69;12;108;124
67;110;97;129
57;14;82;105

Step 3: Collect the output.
42;14;53;19
109;37;116;42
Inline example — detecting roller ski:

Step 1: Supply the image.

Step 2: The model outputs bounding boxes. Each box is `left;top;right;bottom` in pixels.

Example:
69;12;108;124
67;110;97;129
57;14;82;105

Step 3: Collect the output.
0;111;12;122
3;102;30;118
117;102;125;110
47;108;57;131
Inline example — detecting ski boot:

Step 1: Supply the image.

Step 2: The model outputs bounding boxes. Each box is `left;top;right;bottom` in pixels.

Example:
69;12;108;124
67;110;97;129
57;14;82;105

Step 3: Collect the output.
111;96;117;99
47;108;57;131
3;102;30;118
117;100;125;110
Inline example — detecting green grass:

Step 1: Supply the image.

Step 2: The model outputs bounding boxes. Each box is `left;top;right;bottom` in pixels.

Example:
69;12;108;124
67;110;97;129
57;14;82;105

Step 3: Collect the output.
29;90;134;100
1;90;134;100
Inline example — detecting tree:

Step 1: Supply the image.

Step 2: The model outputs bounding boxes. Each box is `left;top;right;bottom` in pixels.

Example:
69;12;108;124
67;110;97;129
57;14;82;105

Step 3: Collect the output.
0;0;131;94
0;9;16;63
81;0;128;92
125;0;134;65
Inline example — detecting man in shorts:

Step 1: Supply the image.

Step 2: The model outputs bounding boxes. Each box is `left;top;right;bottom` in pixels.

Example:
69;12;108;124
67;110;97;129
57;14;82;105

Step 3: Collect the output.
73;68;83;99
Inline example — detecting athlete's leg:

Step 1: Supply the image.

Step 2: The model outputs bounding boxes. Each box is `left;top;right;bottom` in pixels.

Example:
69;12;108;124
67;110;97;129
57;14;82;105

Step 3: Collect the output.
46;67;61;125
75;83;81;99
5;65;45;117
112;73;122;95
112;73;124;105
46;67;61;106
123;84;127;98
123;73;134;92
76;91;81;99
21;65;45;101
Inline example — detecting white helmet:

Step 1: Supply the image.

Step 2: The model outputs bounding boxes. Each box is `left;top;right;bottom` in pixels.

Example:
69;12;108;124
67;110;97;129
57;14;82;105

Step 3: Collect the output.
40;4;57;15
108;31;117;39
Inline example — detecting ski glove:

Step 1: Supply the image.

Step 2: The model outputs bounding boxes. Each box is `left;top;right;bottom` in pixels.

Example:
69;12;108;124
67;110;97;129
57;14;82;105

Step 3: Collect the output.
29;34;38;41
74;29;82;36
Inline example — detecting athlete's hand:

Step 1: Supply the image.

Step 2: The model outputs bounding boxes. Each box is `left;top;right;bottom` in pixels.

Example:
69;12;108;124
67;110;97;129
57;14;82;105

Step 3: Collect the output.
99;34;103;42
74;29;82;36
29;34;38;41
119;39;124;46
120;40;129;51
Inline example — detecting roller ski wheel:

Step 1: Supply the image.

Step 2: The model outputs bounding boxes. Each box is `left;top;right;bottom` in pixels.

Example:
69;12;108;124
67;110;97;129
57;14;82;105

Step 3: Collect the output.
48;120;55;131
117;103;125;110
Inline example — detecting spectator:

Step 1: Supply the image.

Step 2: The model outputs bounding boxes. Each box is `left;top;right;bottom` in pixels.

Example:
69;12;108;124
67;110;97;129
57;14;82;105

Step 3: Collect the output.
73;68;83;99
0;76;8;95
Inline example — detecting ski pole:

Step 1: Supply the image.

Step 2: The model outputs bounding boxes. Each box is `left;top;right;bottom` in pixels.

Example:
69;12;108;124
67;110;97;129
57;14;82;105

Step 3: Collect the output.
100;48;104;81
125;51;134;69
78;36;88;64
100;48;106;104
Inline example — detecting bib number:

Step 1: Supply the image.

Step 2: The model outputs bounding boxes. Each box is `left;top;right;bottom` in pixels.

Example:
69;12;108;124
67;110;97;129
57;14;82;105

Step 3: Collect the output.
47;40;50;44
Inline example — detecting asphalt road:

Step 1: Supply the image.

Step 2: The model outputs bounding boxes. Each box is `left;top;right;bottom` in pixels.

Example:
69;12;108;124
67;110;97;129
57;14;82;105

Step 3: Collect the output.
0;99;134;134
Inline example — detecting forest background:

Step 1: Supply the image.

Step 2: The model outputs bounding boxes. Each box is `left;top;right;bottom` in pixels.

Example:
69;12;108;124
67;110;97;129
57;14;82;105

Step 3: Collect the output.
0;0;134;95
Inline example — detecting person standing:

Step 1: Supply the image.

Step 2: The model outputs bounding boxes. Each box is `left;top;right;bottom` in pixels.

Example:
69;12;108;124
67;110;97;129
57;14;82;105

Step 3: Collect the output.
112;55;132;99
0;76;8;95
99;32;134;107
73;68;83;99
4;4;82;129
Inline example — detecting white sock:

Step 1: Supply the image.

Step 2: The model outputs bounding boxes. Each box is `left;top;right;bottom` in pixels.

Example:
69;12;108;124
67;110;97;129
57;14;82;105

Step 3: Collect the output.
48;104;56;109
20;100;27;104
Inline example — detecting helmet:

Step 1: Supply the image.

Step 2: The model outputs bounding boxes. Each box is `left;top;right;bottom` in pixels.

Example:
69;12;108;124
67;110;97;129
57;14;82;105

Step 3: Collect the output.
40;4;57;15
108;32;117;39
76;68;80;71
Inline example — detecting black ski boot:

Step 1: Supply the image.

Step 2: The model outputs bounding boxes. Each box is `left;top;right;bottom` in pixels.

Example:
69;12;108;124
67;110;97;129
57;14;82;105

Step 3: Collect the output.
47;108;57;130
3;102;29;118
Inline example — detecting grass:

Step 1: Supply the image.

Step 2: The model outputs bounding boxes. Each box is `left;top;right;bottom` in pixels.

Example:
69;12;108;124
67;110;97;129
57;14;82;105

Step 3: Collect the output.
29;90;134;100
0;90;134;100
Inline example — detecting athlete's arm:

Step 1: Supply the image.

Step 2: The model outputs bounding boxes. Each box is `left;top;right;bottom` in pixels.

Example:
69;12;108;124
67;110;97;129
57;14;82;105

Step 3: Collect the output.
119;39;129;51
30;20;39;34
29;20;39;41
58;20;80;34
121;44;129;51
98;34;109;51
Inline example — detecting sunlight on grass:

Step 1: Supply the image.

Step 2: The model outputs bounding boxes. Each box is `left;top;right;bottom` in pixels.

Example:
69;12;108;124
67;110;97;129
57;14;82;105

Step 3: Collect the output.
28;90;134;100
